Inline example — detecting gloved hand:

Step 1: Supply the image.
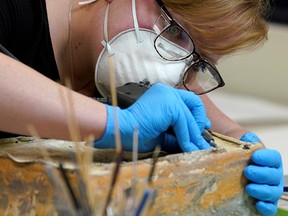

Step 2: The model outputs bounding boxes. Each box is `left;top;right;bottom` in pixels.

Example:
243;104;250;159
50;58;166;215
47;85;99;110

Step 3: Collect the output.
240;131;261;143
94;83;210;152
241;132;284;216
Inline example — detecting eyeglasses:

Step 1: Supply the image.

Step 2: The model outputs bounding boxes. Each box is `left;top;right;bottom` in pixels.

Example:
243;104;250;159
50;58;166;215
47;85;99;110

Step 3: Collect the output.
153;0;225;95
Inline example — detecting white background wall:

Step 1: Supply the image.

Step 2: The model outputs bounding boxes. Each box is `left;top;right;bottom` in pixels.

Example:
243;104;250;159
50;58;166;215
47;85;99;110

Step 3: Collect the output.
208;23;288;175
217;24;288;106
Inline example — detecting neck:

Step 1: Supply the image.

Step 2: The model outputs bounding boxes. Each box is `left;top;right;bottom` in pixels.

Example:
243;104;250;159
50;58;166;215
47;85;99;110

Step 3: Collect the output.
46;0;73;84
47;0;107;92
69;1;109;92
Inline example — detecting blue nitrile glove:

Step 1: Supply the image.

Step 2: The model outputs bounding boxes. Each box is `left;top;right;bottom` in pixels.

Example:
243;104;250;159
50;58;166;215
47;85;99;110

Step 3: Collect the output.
240;131;261;143
241;132;284;216
94;83;210;153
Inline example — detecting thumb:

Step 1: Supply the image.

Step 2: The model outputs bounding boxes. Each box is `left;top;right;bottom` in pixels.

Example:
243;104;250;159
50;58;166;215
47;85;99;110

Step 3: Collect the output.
160;133;182;153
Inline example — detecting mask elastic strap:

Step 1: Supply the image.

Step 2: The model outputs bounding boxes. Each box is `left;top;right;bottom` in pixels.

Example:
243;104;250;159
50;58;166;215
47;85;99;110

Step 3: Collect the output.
101;3;114;56
78;0;113;55
132;0;143;43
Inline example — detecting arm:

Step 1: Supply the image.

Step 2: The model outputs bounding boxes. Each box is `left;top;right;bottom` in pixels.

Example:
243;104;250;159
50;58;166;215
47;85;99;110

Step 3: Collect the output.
1;54;209;151
200;94;249;139
0;53;106;141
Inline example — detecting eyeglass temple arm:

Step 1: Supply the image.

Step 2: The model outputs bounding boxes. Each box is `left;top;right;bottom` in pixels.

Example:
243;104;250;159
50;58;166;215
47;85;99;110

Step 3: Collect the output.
155;0;173;21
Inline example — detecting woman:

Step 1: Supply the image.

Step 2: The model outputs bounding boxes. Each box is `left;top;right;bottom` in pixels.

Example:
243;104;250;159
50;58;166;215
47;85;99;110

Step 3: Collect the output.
0;0;283;215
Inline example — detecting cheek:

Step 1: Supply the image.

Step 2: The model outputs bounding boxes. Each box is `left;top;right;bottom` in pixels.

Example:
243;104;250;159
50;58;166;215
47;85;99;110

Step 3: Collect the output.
138;17;157;30
136;5;160;30
108;20;134;40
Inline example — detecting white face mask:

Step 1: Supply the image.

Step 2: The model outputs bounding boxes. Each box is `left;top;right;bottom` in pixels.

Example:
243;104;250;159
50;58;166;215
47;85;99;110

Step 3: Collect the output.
94;0;186;97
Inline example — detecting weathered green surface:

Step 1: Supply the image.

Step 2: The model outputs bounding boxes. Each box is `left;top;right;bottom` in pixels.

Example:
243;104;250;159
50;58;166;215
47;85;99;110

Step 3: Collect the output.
277;207;288;216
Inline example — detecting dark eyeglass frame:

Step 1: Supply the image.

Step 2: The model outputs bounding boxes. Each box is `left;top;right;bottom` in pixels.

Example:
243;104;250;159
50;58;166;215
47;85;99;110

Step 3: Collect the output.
154;0;225;95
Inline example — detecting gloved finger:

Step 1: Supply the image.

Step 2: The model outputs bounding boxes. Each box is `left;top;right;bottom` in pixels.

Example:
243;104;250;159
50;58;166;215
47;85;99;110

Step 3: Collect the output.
138;133;165;153
252;149;282;168
205;118;211;129
172;109;200;152
161;133;182;153
246;183;283;202
177;90;210;150
255;201;278;216
179;94;210;150
175;101;210;151
240;131;261;143
244;165;283;185
94;138;115;149
178;90;207;132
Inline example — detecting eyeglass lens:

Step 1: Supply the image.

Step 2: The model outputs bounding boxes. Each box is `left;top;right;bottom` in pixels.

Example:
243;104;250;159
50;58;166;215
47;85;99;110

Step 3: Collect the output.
154;16;194;61
153;7;225;94
183;61;223;95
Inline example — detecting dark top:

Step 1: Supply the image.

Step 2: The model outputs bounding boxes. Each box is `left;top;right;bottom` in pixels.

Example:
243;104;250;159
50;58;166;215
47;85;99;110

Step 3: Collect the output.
270;0;288;24
0;0;59;138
